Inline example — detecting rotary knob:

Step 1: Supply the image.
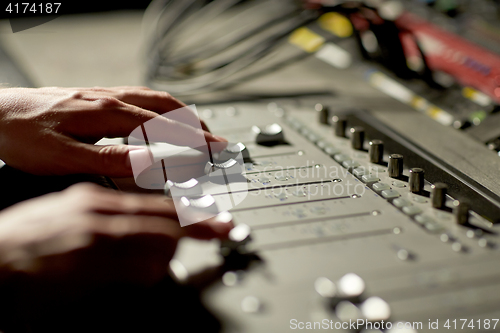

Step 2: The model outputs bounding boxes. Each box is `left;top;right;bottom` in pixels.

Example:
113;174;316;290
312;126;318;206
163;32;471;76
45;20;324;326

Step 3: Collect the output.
455;201;470;226
316;104;330;125
369;140;384;164
350;126;365;150
164;178;203;198
431;183;448;209
409;168;425;194
332;115;347;138
253;123;285;145
388;154;403;178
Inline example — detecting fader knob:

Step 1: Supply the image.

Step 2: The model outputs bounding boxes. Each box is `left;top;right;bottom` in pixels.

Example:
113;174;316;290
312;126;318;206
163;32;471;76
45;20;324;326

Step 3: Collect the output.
350;126;365;150
388;154;403;178
253;123;285;145
205;158;243;177
454;202;470;226
409;168;425;194
179;194;219;215
332;115;347;138
369;140;384;164
218;142;250;161
431;183;448;209
164;178;203;198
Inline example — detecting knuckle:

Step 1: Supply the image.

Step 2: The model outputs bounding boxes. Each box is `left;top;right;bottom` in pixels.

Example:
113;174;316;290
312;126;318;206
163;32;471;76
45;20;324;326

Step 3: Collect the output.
98;145;128;169
95;96;121;109
69;90;84;100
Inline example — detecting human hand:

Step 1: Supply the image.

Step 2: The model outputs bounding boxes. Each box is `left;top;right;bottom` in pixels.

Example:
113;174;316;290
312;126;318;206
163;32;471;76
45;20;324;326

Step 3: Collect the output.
0;86;226;176
0;183;233;291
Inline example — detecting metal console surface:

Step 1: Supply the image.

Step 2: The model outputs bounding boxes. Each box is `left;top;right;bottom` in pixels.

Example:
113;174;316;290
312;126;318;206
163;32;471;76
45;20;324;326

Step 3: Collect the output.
169;102;500;333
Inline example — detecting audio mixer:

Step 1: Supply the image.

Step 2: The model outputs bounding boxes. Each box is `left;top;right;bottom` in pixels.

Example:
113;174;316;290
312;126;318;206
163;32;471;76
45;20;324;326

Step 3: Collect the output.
126;100;500;333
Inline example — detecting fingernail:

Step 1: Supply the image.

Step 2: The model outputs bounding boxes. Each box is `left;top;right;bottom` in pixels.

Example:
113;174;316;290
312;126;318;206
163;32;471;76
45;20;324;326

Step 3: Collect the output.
212;212;233;223
127;147;152;176
212;134;228;142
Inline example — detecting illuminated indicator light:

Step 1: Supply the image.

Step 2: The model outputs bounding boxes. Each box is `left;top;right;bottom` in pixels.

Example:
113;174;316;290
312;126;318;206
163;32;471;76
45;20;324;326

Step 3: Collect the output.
289;27;325;53
462;87;492;107
426;106;442;119
469;111;486;126
410;96;427;111
315;43;352;69
462;87;475;99
318;13;353;38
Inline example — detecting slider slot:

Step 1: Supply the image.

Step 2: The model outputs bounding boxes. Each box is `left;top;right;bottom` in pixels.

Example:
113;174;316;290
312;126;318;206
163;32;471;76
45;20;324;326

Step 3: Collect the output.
251;211;373;230
245;165;315;175
211;180;335;196
252;229;396;252
228;195;352;212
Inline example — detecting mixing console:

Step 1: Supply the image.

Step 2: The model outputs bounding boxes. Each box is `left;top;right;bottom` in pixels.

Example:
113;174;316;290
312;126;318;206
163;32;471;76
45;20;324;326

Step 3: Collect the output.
133;101;500;333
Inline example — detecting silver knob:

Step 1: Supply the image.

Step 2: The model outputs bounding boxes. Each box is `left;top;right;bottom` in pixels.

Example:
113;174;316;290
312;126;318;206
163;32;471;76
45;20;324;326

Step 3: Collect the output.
179;194;219;215
164;178;203;198
205;158;243;176
217;142;249;161
253;123;285;145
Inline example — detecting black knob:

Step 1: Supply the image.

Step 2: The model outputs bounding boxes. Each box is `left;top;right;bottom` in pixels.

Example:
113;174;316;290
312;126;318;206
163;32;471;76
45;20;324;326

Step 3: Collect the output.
409;168;425;194
317;104;330;125
350;126;365;150
388;154;403;178
431;183;448;209
369;140;384;164
332;115;347;138
455;202;470;226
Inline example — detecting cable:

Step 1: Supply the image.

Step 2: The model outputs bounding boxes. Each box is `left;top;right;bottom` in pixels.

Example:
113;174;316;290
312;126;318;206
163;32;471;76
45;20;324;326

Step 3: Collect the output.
141;0;442;96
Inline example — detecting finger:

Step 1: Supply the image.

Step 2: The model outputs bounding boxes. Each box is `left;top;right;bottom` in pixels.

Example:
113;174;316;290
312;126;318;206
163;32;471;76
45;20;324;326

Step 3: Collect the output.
61;98;225;148
68;86;211;132
91;213;233;240
72;185;180;219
